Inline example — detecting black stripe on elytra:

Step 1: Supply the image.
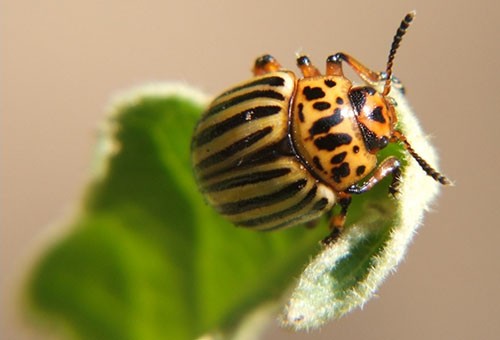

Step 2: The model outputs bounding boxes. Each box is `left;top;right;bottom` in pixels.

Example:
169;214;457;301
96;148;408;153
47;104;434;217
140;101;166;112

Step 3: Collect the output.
195;126;272;170
238;185;318;227
194;105;281;147
198;137;294;182
303;86;325;100
218;179;308;215
369;106;386;123
215;76;285;99
308;108;343;137
203;168;291;192
312;197;329;211
260;195;331;231
202;90;285;121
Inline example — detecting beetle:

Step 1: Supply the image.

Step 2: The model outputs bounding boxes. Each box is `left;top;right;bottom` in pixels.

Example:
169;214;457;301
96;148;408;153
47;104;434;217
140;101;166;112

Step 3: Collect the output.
191;12;449;244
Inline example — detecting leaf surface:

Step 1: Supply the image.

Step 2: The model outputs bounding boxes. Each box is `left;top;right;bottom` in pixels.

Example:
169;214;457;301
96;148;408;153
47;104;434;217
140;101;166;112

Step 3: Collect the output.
26;83;443;338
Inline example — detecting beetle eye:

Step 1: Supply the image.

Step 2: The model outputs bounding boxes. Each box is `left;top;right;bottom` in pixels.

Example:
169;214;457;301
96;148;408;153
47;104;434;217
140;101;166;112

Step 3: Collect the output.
378;136;389;148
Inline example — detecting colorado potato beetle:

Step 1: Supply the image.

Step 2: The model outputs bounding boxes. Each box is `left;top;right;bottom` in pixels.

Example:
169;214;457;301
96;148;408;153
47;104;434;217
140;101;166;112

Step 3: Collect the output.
191;12;449;243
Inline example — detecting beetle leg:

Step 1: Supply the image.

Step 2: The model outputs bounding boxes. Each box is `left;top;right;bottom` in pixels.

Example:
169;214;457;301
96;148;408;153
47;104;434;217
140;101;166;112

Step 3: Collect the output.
322;193;352;245
296;55;322;77
345;156;402;195
253;55;282;76
322;157;400;245
326;52;381;84
326;54;343;76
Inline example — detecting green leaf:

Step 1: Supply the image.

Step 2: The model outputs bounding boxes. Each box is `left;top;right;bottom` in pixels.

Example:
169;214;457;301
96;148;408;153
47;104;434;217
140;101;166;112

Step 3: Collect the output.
25;81;445;339
26;84;326;340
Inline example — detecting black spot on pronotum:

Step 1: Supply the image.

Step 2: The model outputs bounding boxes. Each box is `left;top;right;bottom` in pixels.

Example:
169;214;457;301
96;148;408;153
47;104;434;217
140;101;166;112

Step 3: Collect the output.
356;165;366;176
331;162;350;183
330;151;347;164
324;79;336;88
312;156;325;171
312;101;331;111
298;103;305;122
308;108;343;136
369;106;386;123
353;145;360;153
303;86;326;100
314;133;352;151
336;97;344;105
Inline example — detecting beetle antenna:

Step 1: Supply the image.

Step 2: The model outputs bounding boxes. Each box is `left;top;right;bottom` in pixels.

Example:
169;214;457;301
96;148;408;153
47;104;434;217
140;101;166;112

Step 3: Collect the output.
392;131;451;185
383;11;416;96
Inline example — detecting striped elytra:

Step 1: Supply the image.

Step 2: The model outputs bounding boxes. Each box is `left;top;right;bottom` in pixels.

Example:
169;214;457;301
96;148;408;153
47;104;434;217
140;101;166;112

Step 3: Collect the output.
191;12;449;241
191;71;336;231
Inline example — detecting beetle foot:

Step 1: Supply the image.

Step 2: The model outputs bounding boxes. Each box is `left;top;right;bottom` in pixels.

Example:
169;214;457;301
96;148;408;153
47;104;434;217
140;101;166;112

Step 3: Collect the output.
388;166;402;198
321;227;341;246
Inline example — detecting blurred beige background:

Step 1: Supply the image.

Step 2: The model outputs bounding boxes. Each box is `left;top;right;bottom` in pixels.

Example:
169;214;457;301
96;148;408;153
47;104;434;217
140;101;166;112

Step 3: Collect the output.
2;0;499;339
